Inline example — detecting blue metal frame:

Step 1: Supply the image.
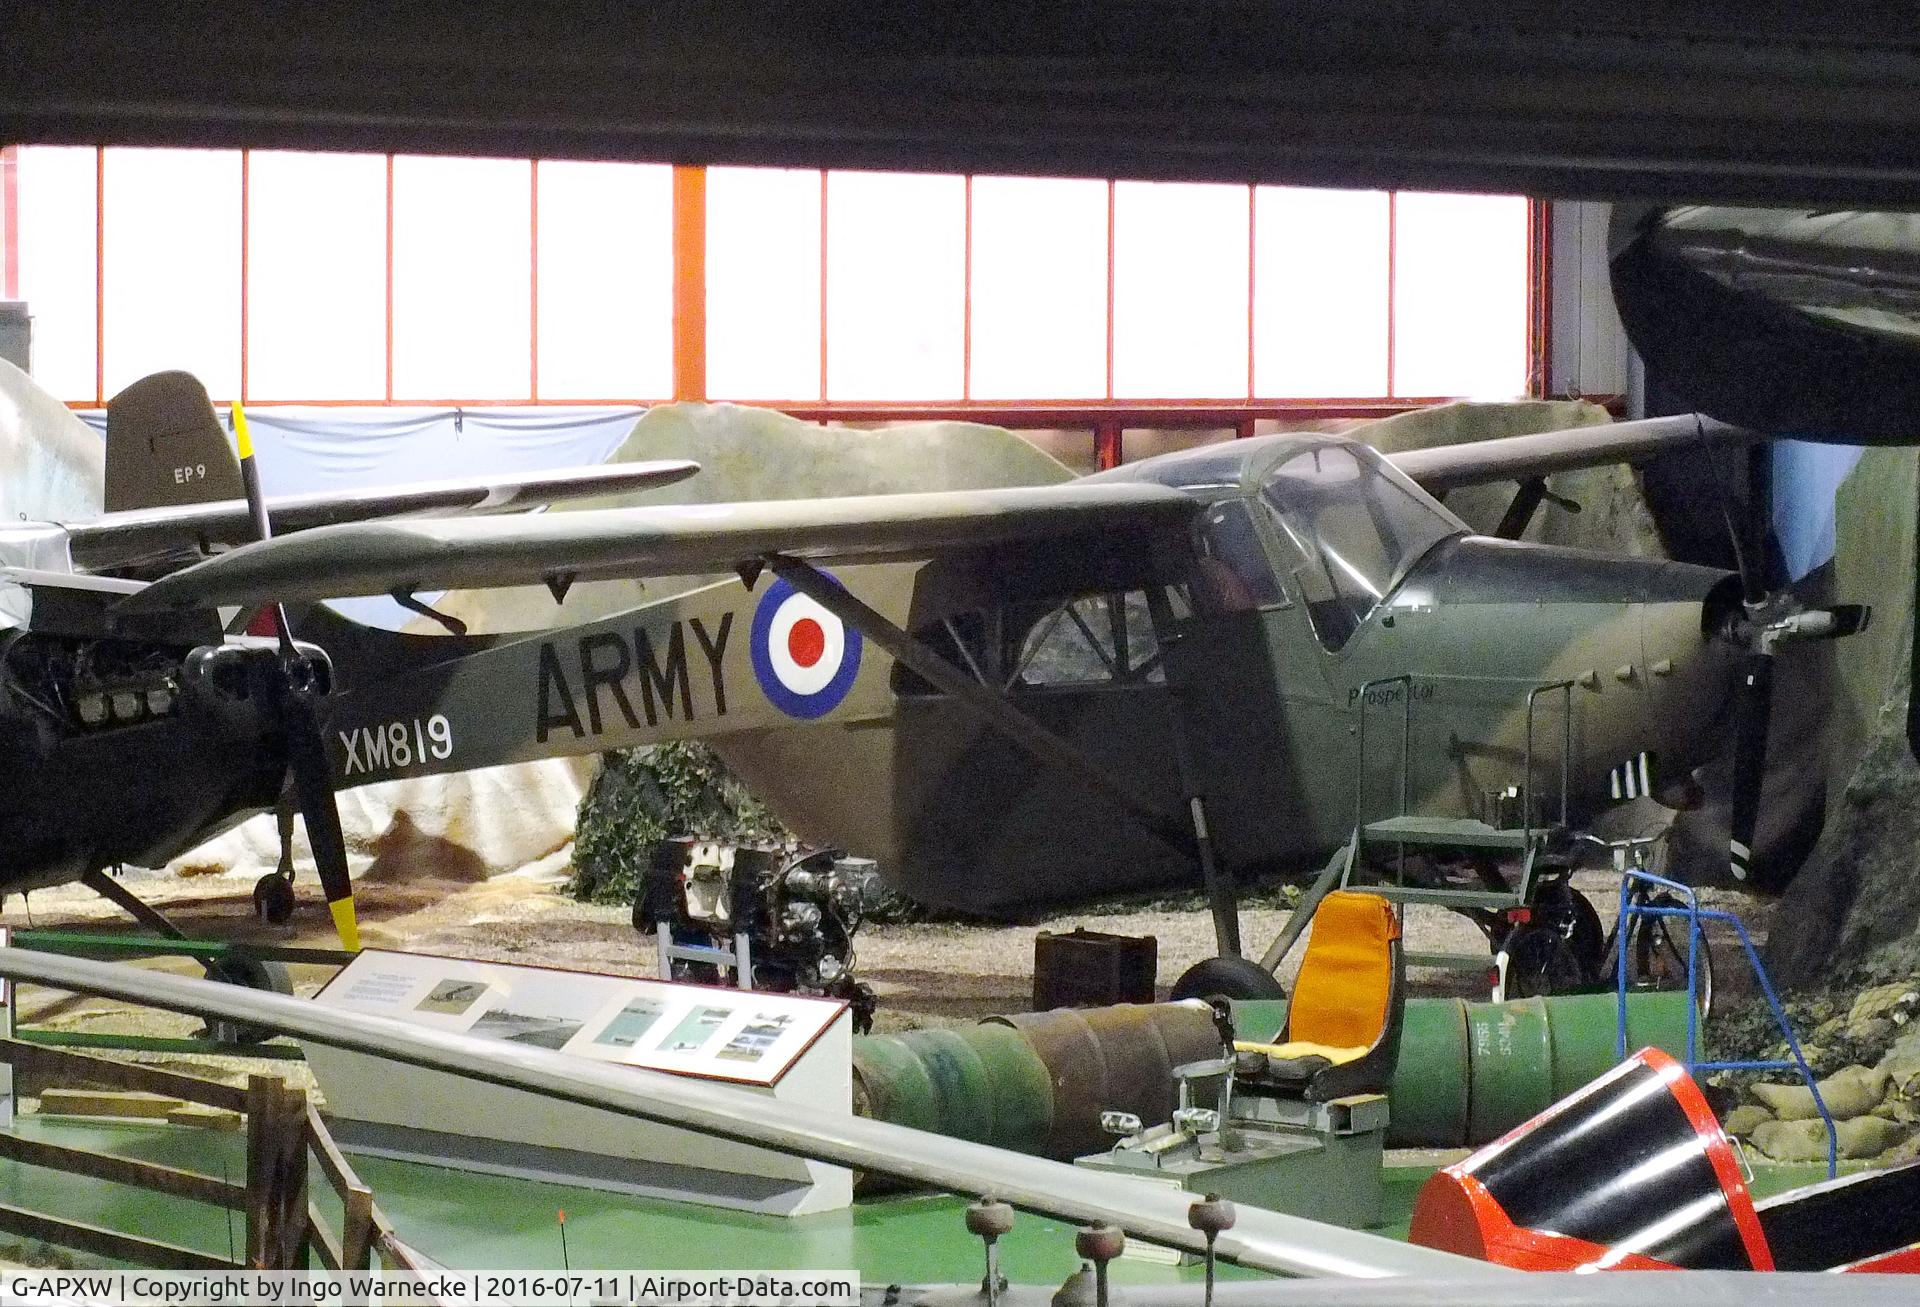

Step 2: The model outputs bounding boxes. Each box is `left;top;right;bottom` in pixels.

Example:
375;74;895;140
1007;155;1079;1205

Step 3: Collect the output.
1614;867;1836;1179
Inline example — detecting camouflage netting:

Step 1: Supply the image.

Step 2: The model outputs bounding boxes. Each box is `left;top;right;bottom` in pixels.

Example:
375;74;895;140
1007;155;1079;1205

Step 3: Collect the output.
567;742;789;905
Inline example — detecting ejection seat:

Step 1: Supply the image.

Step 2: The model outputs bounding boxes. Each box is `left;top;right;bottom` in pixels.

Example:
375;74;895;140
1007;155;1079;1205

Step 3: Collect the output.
1231;891;1404;1103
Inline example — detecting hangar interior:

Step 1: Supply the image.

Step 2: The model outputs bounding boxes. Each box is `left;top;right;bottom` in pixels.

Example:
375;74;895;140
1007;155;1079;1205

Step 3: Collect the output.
1;14;1919;1299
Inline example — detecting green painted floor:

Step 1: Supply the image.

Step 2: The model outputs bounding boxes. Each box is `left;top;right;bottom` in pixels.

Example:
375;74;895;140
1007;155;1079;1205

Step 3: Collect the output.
0;1116;1859;1286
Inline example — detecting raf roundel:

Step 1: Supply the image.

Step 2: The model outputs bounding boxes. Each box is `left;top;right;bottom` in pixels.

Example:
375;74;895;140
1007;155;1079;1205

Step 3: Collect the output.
750;575;864;719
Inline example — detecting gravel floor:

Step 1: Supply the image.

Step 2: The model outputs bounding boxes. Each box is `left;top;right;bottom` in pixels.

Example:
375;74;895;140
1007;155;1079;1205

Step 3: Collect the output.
0;858;1775;1040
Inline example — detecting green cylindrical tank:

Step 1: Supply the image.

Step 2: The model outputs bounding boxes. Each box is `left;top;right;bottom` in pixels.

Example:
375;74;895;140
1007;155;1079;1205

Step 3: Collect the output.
1384;997;1470;1147
850;1023;1054;1155
851;992;1697;1158
1384;990;1694;1146
1465;995;1555;1144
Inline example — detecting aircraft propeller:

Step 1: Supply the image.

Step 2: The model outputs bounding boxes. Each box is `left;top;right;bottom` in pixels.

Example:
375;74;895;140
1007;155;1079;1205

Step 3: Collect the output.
1716;451;1868;881
234;404;360;951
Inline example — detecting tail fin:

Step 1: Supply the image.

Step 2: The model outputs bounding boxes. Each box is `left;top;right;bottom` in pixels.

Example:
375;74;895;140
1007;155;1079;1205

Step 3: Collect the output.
104;371;243;512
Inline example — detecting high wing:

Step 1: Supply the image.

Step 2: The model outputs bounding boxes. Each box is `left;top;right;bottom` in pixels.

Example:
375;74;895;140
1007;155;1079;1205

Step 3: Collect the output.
117;412;1754;615
66;461;700;573
1388;413;1755;493
119;482;1198;613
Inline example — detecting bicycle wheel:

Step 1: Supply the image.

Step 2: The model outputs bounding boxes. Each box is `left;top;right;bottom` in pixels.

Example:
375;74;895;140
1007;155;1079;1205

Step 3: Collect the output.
1502;922;1592;999
1624;893;1713;1021
1503;879;1605;999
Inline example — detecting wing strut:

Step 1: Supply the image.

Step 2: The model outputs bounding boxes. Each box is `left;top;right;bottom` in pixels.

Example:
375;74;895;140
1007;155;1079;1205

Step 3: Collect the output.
1142;584;1242;959
764;554;1197;857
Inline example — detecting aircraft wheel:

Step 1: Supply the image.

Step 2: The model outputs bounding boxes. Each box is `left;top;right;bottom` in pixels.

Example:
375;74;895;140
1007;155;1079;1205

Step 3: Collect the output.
1169;955;1288;1003
253;873;296;925
201;958;294;1045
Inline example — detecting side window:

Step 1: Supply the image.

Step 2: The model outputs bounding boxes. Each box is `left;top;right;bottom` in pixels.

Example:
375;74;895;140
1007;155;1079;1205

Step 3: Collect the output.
892;588;1185;695
1191;499;1285;615
1013;591;1168;689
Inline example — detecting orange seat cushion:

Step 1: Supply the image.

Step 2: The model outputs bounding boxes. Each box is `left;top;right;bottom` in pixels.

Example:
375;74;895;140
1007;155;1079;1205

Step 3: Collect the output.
1287;891;1398;1051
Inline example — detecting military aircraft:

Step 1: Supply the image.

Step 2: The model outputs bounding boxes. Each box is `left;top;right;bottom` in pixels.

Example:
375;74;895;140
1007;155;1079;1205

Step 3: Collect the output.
97;368;1864;997
0;361;698;953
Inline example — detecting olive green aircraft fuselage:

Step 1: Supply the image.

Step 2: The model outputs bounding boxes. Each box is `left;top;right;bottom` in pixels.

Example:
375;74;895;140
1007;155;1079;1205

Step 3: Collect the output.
318;435;1739;913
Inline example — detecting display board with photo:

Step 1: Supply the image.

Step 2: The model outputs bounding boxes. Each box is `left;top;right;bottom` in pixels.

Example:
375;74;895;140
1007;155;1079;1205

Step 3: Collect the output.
315;949;845;1087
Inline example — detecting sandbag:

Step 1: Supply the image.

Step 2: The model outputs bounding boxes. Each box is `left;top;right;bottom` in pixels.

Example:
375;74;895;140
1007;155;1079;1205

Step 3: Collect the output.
1751;1114;1909;1162
1751;1064;1889;1121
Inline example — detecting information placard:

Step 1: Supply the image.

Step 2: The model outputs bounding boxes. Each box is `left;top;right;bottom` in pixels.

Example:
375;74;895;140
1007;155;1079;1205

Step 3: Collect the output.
305;950;853;1215
315;950;843;1087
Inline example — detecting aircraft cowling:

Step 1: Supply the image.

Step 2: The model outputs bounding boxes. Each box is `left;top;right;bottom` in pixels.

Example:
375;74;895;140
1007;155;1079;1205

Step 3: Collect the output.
1386;536;1742;827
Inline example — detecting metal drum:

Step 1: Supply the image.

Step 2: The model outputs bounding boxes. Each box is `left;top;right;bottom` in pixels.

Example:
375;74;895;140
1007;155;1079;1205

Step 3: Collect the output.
1386;997;1471;1147
1466;995;1555;1144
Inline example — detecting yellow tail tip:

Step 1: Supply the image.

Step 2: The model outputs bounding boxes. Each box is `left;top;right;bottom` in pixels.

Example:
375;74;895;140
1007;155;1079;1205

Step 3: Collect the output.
328;896;361;953
232;401;253;460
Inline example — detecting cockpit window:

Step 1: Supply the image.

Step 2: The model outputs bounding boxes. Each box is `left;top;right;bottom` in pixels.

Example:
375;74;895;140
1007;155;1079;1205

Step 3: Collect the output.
1191;499;1285;614
1259;445;1462;651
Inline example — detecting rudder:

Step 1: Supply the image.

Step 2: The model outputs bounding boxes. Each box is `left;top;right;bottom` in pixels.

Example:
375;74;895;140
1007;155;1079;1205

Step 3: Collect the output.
104;371;243;512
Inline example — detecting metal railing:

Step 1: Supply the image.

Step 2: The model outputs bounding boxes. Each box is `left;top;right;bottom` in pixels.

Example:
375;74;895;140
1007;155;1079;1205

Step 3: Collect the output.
1351;673;1414;831
1522;680;1574;844
1612;867;1837;1179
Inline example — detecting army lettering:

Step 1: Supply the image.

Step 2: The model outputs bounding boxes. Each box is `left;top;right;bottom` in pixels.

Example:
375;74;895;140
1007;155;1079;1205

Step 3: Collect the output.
340;714;453;776
537;614;732;743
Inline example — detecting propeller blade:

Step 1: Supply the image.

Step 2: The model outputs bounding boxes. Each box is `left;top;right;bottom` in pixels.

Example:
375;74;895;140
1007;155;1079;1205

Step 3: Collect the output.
282;688;358;952
233;402;297;655
1727;652;1773;881
234;400;356;949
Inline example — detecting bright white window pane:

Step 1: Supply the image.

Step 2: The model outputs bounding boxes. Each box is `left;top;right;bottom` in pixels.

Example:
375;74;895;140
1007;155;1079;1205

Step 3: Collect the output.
15;146;99;402
706;167;822;401
1253;187;1389;397
247;152;386;400
826;171;965;401
1393;192;1529;398
102;148;242;400
1112;181;1249;399
391;155;532;400
537;161;672;400
969;176;1108;400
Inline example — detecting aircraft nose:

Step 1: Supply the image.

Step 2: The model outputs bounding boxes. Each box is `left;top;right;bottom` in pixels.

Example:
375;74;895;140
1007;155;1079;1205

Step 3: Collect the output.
1640;565;1745;764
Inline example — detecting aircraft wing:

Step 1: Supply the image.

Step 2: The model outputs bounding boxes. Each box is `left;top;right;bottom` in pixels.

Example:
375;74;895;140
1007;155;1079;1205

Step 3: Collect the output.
119;482;1199;612
1389;413;1757;494
64;460;700;572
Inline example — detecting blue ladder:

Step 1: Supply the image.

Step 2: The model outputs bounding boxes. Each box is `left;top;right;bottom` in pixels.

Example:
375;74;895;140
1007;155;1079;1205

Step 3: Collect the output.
1613;867;1837;1179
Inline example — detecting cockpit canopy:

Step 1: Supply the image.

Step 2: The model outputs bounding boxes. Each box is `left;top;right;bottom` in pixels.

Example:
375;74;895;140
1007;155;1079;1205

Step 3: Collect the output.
1112;435;1466;651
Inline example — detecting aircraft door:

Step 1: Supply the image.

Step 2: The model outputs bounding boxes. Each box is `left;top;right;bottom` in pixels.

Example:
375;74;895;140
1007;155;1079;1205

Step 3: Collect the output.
1171;497;1343;868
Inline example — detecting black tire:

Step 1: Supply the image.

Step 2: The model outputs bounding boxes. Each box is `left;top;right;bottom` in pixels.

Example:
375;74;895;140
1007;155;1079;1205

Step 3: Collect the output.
252;873;296;925
1502;923;1591;999
1565;888;1606;979
1503;881;1604;998
201;957;294;1044
1169;954;1288;1003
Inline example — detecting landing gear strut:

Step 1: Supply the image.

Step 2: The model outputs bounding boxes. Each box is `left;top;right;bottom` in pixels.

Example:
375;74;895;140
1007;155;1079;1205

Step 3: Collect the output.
81;866;294;1042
